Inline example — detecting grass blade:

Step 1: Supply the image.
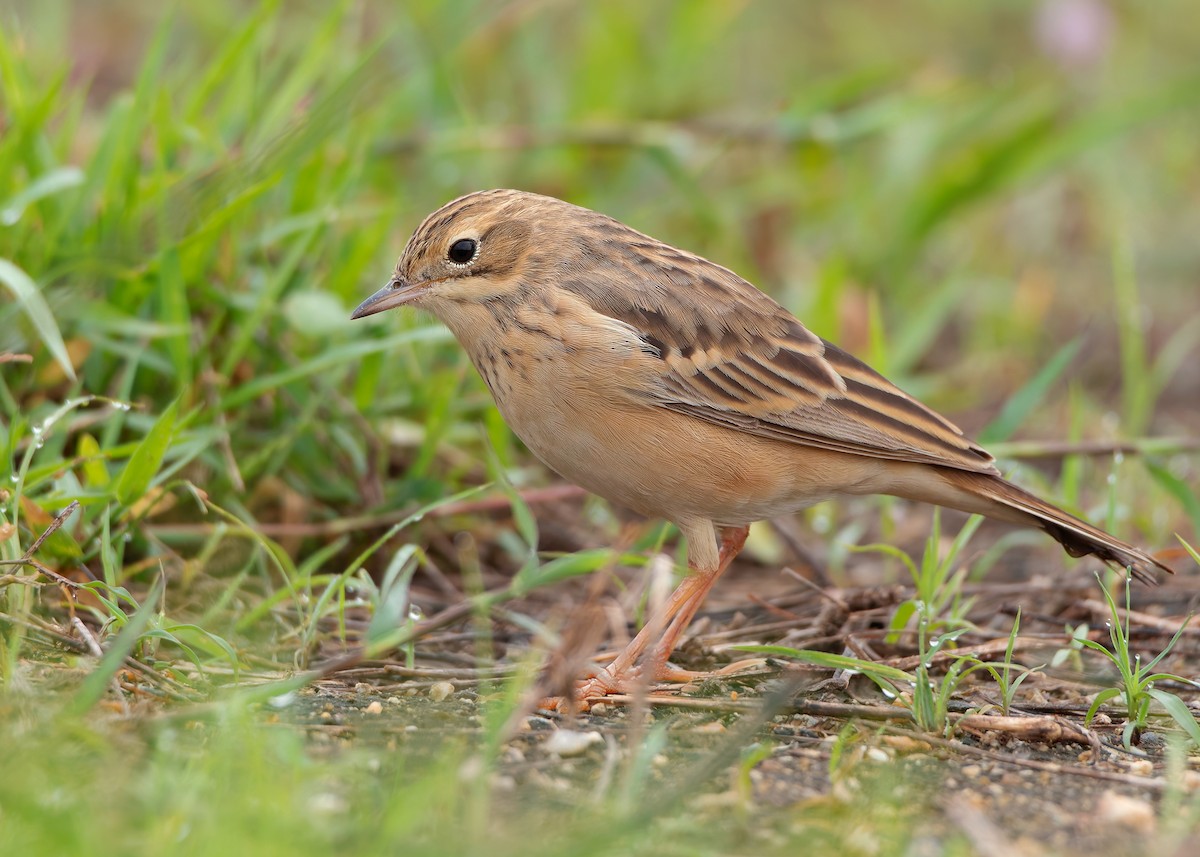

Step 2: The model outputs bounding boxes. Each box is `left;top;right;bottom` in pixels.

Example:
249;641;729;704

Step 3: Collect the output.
66;576;164;716
979;338;1081;444
115;400;180;505
0;258;75;380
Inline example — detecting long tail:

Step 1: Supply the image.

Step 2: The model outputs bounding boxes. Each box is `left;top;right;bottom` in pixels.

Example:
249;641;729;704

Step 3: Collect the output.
936;470;1173;584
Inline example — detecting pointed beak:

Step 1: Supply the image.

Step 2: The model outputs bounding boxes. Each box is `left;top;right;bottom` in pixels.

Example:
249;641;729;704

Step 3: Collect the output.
350;275;427;320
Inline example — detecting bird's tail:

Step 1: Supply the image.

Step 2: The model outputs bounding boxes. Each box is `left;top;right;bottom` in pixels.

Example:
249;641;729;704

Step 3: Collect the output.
936;469;1172;584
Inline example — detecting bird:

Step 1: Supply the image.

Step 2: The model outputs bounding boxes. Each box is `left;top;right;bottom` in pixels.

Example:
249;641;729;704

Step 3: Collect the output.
351;188;1170;701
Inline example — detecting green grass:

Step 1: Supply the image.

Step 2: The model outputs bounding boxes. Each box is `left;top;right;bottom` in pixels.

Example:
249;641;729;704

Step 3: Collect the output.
1082;572;1200;749
2;1;1200;854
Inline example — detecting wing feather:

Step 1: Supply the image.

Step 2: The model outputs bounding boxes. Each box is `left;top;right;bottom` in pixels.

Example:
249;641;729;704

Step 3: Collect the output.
558;217;997;474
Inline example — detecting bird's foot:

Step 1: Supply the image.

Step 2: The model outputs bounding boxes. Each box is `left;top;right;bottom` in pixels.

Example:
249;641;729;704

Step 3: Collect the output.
539;658;768;713
574;666;649;703
536;665;664;712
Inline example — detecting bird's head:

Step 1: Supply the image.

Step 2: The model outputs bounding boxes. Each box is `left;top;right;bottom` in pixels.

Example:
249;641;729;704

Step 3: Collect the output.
350;189;564;321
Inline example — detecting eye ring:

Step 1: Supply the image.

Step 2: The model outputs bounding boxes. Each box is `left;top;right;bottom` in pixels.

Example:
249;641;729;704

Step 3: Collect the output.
447;238;479;266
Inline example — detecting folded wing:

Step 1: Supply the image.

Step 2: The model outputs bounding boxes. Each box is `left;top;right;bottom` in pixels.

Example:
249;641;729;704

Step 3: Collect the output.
561;231;997;475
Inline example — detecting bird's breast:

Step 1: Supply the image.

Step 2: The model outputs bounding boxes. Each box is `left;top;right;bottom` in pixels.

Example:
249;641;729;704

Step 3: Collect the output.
438;295;881;526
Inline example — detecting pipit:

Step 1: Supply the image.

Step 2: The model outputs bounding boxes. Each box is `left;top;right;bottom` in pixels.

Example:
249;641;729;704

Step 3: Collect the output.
352;189;1169;700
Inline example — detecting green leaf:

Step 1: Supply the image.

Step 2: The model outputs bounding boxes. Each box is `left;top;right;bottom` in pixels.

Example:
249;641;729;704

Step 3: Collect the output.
1077;638;1113;656
28;512;83;563
115;399;179;506
1084;687;1123;725
484;440;538;557
156;248;192;392
1147;689;1200;747
1144;461;1200;538
0;165;84;224
66;576;164;716
217;326;450;409
509;549;622;598
0;257;75;380
848;541;919;579
163;623;242;673
979;338;1081;444
1141;614;1193;674
77;433;110;488
365;545;419;646
886;600;919;642
1180;537;1200;568
735;645;916;684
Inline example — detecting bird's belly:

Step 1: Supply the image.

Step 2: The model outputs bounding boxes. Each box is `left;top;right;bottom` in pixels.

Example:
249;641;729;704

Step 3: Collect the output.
494;380;878;527
461;326;889;528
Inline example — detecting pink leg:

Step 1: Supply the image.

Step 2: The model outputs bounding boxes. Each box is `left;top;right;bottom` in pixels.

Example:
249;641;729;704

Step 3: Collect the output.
576;525;750;701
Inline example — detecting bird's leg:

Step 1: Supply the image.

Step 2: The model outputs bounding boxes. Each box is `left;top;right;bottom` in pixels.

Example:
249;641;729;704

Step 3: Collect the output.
642;525;749;680
577;524;750;701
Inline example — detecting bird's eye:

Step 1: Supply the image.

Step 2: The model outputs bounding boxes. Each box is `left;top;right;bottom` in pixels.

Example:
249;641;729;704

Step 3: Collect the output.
447;238;478;265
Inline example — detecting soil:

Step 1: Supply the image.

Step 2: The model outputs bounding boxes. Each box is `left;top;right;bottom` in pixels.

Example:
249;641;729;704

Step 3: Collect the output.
279;541;1200;857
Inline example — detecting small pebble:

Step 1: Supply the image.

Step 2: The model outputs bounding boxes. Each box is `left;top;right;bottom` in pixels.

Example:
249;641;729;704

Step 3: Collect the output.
1127;759;1154;777
525;716;556;731
590;702;610;716
542;729;603;757
882;735;930;752
504;746;525;764
865;747;891;763
1096;791;1156;833
364;700;383;715
1137;732;1165;750
429;681;455;702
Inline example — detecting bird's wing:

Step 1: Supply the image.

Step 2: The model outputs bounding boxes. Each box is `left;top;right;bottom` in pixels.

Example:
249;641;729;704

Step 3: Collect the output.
561;236;998;474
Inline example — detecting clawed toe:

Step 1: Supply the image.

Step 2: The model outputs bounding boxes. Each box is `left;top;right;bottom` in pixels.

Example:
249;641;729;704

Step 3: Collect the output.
575;668;632;701
535;670;634;713
539;656;768;714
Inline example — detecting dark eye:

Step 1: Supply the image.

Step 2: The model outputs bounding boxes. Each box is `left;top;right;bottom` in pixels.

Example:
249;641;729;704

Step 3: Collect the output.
447;238;477;265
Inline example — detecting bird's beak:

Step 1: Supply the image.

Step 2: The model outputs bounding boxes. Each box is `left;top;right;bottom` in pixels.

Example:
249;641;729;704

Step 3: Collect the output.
350;275;427;320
